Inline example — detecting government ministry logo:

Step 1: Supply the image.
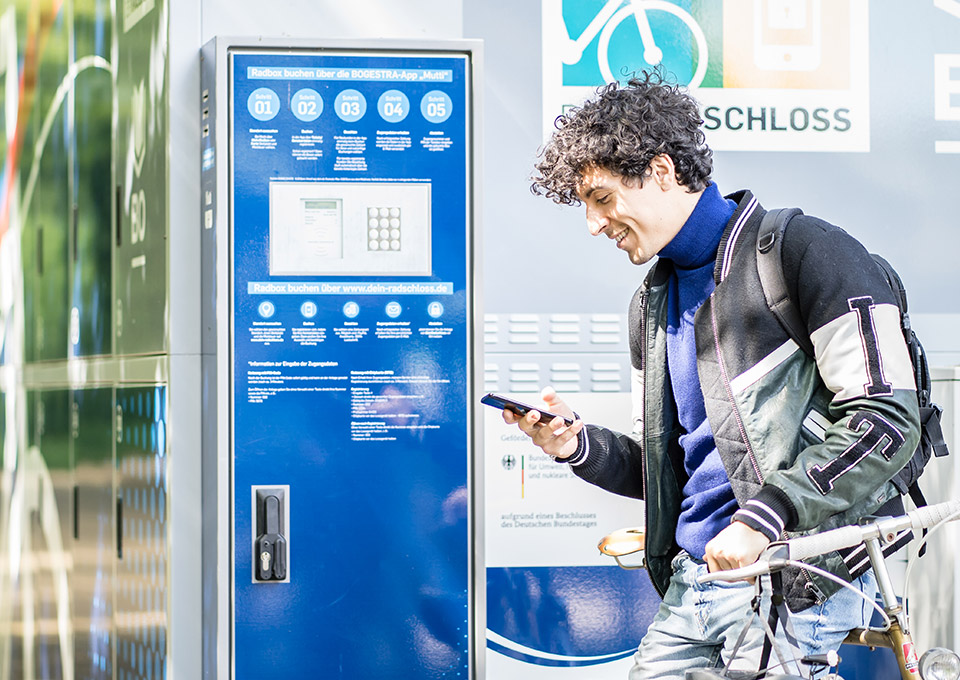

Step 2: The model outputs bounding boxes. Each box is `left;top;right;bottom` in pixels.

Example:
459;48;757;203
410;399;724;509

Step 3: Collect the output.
542;0;870;152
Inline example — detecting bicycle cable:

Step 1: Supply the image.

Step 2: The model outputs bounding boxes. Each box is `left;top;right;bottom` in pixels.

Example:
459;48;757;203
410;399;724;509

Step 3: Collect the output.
780;559;892;630
901;506;960;625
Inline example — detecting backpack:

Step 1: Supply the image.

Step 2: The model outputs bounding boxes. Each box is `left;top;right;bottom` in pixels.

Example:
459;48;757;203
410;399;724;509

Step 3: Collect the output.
756;208;949;509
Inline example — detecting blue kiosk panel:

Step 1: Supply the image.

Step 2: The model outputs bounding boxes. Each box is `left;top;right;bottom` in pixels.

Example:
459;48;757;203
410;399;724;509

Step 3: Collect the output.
229;49;472;679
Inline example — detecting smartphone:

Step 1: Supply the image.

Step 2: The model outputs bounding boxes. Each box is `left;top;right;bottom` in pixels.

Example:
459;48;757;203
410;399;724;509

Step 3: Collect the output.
480;393;574;426
753;0;821;72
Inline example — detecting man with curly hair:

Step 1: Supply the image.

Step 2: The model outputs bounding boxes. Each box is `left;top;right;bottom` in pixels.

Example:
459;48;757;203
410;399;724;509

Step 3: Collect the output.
501;71;920;679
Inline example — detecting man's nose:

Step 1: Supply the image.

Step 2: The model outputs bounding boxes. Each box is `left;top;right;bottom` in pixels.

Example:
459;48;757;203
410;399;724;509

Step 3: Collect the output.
586;209;608;236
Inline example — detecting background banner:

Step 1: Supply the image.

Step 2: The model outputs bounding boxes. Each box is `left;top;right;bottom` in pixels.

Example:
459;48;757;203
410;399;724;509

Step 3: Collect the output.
542;0;871;151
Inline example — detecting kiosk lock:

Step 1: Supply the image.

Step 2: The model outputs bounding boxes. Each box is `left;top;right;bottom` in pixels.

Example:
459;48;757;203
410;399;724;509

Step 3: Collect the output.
254;487;288;582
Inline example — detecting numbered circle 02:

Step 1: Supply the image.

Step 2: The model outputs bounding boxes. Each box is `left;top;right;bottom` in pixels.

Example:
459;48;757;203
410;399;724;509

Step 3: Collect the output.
247;87;281;122
335;89;367;122
421;91;453;124
291;88;323;122
378;90;410;123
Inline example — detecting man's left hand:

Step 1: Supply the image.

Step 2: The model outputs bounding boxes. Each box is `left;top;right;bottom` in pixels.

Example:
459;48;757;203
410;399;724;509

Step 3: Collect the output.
703;521;771;579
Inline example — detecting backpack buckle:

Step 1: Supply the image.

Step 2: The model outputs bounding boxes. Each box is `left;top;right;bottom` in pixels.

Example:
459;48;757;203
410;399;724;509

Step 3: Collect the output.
758;231;776;253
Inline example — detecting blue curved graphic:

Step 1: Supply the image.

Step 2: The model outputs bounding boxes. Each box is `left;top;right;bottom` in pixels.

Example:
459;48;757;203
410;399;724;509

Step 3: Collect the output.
486;565;659;667
488;629;635;667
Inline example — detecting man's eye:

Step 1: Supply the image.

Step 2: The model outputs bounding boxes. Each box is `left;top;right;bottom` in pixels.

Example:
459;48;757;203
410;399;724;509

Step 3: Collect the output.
596;195;610;205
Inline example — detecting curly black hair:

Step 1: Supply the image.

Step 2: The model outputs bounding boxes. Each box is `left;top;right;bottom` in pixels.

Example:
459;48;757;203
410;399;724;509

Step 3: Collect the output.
531;71;713;205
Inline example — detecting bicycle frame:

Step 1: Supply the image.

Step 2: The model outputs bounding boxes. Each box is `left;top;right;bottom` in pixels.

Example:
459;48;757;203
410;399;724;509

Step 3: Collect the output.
842;533;919;680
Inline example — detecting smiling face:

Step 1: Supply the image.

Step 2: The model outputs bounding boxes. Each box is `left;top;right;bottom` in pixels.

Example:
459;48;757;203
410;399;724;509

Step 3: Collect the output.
576;156;703;266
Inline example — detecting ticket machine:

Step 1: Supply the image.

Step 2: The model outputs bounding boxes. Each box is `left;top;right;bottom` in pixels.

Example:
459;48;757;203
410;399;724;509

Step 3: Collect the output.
200;38;481;679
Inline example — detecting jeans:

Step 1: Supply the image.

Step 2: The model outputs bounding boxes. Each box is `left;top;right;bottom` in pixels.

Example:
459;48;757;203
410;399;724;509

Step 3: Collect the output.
629;552;878;680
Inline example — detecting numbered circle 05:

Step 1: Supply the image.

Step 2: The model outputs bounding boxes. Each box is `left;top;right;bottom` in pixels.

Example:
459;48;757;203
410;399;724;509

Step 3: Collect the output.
247;87;281;122
291;88;323;122
335;89;367;122
421;91;453;124
378;90;410;123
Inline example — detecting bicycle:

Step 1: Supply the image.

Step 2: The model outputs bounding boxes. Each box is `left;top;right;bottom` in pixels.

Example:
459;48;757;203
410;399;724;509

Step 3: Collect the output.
598;499;960;679
558;0;709;88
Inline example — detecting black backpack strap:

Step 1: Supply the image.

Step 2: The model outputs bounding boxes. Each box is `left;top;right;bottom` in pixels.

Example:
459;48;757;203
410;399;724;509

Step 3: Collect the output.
871;254;930;402
757;571;801;675
756;208;813;357
921;404;949;458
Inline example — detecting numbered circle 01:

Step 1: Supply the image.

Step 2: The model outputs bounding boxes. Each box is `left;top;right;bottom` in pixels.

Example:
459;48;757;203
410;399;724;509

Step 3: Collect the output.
421;91;452;124
247;88;281;122
335;89;367;122
378;90;410;123
291;88;323;122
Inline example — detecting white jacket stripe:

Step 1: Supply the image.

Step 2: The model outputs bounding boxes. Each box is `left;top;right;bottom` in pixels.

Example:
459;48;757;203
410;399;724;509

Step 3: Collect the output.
719;196;758;282
809;303;915;402
730;338;801;395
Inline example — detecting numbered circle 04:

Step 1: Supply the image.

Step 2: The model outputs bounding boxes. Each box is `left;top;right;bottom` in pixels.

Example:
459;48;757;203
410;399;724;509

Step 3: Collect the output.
291;88;323;122
247;88;281;122
335;89;367;122
378;90;410;123
421;91;453;124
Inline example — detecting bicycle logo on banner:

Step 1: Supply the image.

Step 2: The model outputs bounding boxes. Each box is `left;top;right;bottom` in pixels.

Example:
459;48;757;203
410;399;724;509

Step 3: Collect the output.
558;0;709;88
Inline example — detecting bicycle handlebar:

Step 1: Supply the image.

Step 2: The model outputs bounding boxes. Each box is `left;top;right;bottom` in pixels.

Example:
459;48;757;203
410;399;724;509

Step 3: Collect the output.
699;499;960;583
787;523;867;562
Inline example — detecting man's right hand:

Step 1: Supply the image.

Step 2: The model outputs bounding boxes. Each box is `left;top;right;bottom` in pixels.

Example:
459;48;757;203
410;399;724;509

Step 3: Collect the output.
501;386;583;460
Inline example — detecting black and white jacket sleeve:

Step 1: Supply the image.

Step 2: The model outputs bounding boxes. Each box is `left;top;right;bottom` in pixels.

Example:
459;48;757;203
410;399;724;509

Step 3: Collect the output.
731;217;921;538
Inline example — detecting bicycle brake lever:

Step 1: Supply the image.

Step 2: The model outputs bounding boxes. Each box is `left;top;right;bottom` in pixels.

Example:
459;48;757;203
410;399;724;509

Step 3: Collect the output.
760;541;790;566
697;543;792;584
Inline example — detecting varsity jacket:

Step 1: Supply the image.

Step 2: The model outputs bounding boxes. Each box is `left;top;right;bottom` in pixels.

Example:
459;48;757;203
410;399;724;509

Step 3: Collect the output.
568;191;921;611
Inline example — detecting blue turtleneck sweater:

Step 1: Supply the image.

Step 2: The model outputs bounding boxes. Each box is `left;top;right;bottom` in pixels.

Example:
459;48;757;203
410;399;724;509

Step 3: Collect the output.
657;183;739;559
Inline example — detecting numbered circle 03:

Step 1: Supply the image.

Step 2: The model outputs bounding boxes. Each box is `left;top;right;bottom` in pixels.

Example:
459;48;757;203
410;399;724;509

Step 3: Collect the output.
378;90;410;123
335;89;367;122
291;88;323;122
421;91;453;124
247;87;281;122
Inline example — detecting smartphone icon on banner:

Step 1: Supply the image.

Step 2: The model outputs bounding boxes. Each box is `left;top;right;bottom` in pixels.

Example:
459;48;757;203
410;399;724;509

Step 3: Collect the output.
753;0;822;72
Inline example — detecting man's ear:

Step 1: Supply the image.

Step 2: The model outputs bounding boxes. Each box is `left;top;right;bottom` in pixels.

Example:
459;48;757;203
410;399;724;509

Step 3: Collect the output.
648;154;677;190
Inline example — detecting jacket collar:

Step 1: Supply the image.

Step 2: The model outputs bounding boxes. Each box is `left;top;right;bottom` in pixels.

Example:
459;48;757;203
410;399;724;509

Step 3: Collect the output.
713;190;762;285
647;190;763;290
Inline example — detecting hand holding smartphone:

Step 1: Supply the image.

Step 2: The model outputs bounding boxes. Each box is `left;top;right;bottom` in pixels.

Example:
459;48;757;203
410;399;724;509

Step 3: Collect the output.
480;392;574;427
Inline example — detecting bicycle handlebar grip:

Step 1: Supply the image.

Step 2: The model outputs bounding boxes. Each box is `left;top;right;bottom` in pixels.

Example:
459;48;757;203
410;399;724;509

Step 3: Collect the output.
909;499;960;531
787;524;864;561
